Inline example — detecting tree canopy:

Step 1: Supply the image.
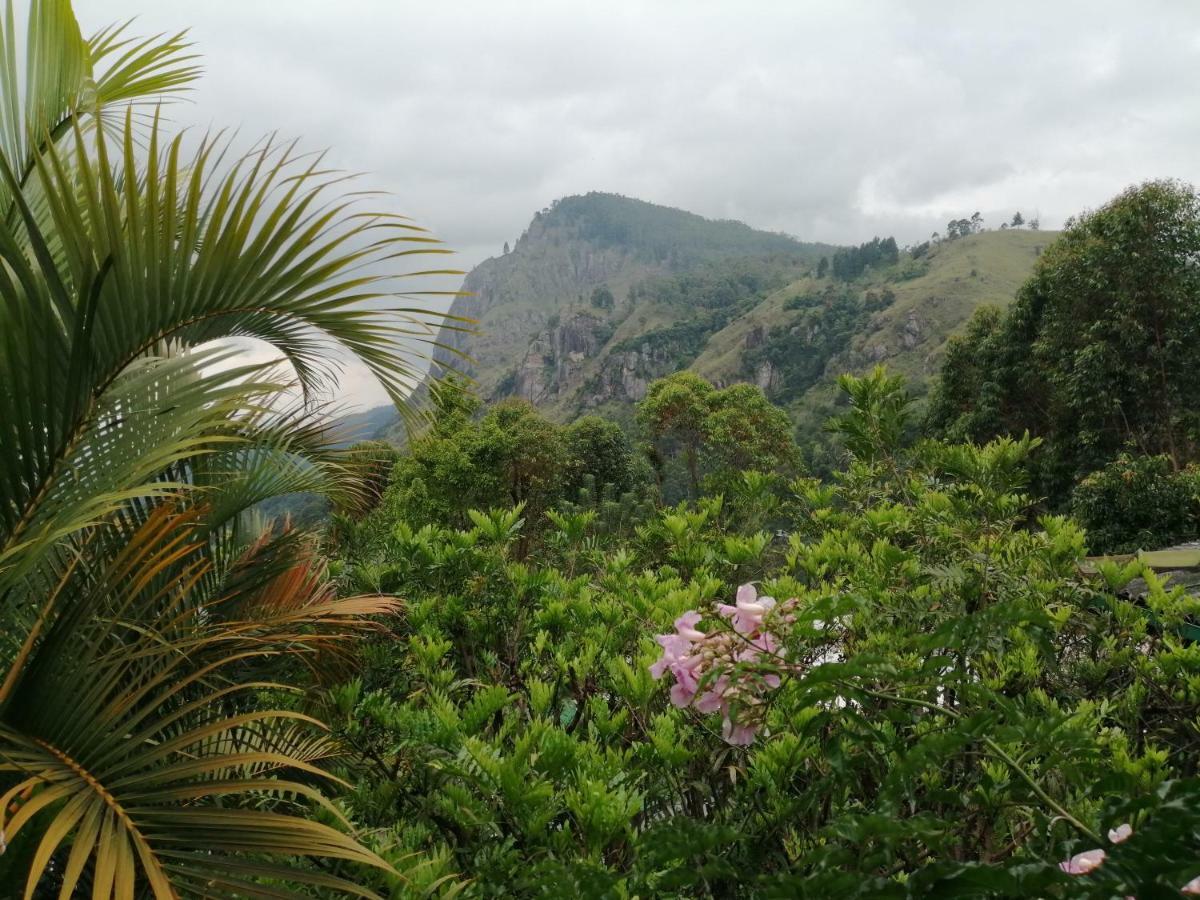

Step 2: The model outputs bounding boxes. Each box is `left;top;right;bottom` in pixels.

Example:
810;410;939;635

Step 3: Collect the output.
927;179;1200;509
639;372;798;499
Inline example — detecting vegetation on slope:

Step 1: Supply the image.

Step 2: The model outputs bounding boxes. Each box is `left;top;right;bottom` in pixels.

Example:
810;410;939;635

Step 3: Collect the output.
926;180;1200;550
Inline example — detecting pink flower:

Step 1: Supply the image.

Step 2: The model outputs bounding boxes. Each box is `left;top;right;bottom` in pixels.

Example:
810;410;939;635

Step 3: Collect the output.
650;612;708;680
1182;875;1200;895
718;584;775;635
649;588;794;747
721;716;759;746
1107;823;1132;844
1059;848;1106;875
673;611;706;642
694;676;728;714
649;633;691;680
669;678;698;708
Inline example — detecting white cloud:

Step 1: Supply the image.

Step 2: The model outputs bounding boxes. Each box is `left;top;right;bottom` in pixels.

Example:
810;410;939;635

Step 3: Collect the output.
77;0;1200;404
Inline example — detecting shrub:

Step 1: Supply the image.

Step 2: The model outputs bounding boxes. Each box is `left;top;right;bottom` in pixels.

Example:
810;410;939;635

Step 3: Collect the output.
325;372;1200;897
1071;453;1200;553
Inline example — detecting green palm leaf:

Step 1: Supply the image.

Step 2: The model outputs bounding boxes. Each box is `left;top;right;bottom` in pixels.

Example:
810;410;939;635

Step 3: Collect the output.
0;0;464;894
1;507;402;898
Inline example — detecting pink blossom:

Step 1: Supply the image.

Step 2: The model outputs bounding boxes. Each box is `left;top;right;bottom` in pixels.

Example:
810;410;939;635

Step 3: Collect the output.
717;584;776;635
1107;823;1133;844
669;678;698;708
651;612;710;707
1059;848;1106;875
1182;876;1200;895
650;588;794;746
694;676;728;714
673;611;706;642
721;716;759;746
649;633;691;680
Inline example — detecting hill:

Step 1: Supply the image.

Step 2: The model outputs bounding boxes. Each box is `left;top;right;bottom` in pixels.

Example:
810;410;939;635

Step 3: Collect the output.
422;194;1054;444
692;228;1053;443
429;192;836;401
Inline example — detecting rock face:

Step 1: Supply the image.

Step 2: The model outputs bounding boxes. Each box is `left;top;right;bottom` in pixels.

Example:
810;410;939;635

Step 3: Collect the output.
431;236;635;394
755;359;780;393
901;310;923;349
508;312;610;405
584;343;675;406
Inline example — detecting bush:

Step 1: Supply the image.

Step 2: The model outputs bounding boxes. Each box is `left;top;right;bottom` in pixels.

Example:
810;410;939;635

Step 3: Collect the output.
1071;453;1200;553
324;372;1200;897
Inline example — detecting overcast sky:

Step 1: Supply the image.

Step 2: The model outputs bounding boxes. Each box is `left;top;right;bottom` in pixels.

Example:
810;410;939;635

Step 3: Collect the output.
78;0;1200;404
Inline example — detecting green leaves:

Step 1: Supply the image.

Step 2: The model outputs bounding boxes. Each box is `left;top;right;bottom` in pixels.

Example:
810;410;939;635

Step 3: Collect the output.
0;508;401;897
0;1;456;895
326;368;1200;895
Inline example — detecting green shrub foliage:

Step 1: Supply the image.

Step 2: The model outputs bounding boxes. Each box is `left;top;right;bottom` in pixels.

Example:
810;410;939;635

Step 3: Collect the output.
322;371;1200;898
374;384;650;535
1070;453;1200;554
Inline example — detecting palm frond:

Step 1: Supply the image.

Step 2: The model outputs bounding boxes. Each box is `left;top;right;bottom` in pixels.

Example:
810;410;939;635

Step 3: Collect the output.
0;507;399;897
0;1;460;893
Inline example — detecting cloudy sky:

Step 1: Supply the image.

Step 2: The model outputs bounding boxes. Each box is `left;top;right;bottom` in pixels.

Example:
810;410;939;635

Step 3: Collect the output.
78;0;1200;403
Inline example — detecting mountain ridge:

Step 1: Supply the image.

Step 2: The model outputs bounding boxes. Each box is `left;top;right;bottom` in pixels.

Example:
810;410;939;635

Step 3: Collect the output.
378;193;1056;446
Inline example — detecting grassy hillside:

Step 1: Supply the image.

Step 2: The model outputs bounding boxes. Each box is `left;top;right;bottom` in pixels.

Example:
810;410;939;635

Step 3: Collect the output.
696;228;1052;394
418;194;1053;453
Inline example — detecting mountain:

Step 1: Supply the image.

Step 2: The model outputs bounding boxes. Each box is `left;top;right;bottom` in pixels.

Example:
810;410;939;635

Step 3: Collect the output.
422;192;1054;441
430;192;835;403
330;404;405;447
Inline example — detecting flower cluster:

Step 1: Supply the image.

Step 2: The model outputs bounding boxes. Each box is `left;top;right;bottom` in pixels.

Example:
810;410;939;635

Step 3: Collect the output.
1059;822;1200;894
650;584;789;745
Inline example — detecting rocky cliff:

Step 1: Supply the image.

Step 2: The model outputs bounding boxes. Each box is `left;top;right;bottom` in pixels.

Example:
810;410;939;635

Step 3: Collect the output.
425;192;1052;439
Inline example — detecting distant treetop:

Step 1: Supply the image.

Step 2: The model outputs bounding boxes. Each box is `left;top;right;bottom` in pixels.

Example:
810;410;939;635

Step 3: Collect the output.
530;191;831;267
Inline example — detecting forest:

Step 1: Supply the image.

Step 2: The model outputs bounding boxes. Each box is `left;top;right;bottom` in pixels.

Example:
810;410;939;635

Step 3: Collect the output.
2;2;1200;898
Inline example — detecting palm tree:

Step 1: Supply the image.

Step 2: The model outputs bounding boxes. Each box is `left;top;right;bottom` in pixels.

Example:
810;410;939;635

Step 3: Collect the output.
0;1;459;895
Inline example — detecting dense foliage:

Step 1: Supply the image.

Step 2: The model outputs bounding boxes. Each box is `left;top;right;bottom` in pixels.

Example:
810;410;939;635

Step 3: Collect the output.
830;236;899;280
0;1;450;894
1069;454;1200;555
638;372;799;501
742;284;895;399
603;259;811;375
927;179;1200;546
327;369;1200;897
368;383;652;535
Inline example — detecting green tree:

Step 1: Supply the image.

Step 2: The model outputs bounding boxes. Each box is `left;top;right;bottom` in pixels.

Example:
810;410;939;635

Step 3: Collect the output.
639;372;717;497
590;284;615;310
703;384;798;488
564;415;640;498
817;255;829;278
928;180;1200;504
0;1;451;894
639;372;798;500
1070;454;1200;553
478;400;571;510
924;305;1011;443
828;366;913;467
376;394;645;535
